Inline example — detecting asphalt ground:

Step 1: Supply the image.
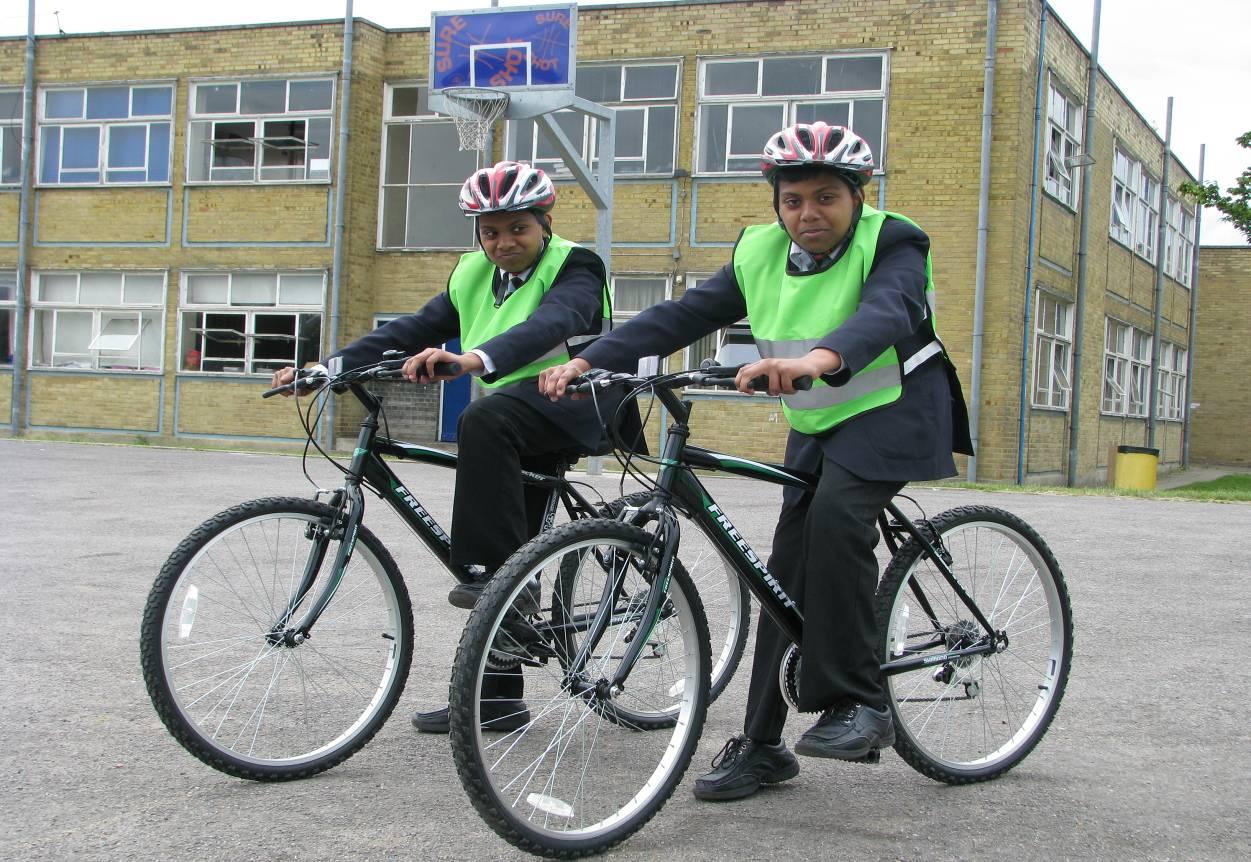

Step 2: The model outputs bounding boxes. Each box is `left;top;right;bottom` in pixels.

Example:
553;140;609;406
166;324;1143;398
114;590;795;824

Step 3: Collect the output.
2;437;1248;861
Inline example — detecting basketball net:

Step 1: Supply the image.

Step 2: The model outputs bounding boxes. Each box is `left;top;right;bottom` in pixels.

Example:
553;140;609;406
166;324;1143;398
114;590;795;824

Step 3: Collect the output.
441;87;511;151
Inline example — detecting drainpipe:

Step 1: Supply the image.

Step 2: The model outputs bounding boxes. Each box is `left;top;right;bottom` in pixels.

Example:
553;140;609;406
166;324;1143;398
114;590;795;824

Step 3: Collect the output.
10;0;35;433
1181;145;1203;467
1017;1;1049;484
326;0;354;450
1146;97;1172;449
966;0;998;482
1066;0;1101;487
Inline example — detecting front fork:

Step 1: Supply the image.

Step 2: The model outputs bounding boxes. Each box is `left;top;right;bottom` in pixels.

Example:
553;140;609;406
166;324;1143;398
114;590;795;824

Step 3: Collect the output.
266;483;366;646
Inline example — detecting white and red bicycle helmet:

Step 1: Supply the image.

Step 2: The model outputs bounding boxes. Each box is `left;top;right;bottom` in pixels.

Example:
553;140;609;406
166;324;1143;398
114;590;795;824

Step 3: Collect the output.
760;122;875;187
458;160;557;217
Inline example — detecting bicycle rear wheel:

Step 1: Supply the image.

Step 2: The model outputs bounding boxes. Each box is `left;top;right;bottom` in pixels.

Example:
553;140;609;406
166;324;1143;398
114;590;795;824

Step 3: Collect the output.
450;519;709;858
140;497;413;781
876;505;1072;784
603;492;750;706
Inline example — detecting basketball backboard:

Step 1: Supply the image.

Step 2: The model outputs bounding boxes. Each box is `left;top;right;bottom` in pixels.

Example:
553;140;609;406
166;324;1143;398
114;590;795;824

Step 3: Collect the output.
429;4;576;120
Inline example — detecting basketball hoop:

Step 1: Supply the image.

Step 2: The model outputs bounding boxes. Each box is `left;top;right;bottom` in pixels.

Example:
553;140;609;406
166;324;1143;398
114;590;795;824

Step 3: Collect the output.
441;87;511;152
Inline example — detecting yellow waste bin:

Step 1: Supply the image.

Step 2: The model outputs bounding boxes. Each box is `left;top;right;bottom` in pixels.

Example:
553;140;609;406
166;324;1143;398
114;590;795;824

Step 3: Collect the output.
1113;445;1159;490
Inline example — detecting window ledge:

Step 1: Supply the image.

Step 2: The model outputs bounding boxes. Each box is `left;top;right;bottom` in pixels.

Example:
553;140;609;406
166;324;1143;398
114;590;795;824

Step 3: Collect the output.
182;179;332;188
1041;189;1078;214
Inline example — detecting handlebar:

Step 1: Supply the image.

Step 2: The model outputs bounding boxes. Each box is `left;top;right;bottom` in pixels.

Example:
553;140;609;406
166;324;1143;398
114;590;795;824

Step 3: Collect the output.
262;359;462;399
568;364;812;396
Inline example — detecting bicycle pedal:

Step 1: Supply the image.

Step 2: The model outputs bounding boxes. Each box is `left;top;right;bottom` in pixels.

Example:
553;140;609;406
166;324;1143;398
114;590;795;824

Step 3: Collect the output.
848;748;882;765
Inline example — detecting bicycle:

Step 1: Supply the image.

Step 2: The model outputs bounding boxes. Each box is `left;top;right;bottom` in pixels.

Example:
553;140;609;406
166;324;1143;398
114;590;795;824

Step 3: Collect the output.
139;357;752;781
448;366;1074;857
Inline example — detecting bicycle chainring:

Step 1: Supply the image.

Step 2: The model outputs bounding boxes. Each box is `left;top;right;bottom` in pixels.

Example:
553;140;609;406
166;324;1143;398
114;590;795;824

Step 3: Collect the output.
779;644;804;711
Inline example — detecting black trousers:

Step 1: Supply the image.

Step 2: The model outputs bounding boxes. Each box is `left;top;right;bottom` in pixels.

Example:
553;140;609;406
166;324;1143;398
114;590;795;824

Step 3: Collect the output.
744;458;903;742
450;392;585;702
450;392;583;572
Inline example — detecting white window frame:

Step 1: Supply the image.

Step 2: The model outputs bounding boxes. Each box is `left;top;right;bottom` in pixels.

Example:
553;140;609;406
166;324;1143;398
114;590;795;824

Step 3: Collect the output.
1155;342;1187;422
37;83;174;186
186;77;335;185
1110;144;1160;264
0;270;15;365
1031;290;1072;410
1044;75;1082;208
178;271;325;375
611;274;671;376
509;60;681;179
1102;318;1152;418
378;83;480;250
1;88;22;186
1163;195;1195;287
29;271;166;372
695;52;888;177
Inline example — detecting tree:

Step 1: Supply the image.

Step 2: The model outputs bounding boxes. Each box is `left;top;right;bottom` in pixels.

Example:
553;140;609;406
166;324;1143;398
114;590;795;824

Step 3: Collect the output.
1179;131;1251;242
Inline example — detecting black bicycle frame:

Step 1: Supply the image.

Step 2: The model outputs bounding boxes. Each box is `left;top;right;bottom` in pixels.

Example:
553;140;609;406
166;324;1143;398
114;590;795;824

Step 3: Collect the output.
286;381;603;638
633;384;1001;679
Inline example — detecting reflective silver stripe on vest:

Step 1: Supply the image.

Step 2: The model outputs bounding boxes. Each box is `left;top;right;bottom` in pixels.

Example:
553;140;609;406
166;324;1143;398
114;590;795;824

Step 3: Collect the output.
566;317;612;347
783;364;902;410
902;340;943;374
756;337;943;376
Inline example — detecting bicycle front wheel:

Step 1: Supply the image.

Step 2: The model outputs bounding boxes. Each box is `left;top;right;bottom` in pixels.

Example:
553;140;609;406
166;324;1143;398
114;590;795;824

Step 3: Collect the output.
877;505;1072;784
140;497;414;781
450;519;710;858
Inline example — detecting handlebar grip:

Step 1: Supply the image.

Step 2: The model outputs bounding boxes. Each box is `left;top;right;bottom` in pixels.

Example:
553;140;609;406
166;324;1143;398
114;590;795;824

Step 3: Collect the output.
431;361;461;376
261;385;286;399
748;374;812;392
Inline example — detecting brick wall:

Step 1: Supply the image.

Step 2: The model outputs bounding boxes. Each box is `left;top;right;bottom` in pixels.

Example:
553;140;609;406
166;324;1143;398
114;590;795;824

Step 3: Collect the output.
1190;247;1251;465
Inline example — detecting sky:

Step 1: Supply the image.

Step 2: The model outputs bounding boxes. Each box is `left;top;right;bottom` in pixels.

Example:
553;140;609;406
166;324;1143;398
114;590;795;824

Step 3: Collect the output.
2;0;1247;245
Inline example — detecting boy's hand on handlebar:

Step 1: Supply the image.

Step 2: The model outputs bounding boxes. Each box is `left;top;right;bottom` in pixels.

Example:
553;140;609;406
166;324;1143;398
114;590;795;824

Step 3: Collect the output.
540;358;593;400
270;366;298;396
736;352;838;396
403;348;479;383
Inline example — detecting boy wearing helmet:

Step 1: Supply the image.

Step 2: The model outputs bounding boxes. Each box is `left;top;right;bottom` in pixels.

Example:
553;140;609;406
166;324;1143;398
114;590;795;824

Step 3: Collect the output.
541;123;972;801
273;160;634;734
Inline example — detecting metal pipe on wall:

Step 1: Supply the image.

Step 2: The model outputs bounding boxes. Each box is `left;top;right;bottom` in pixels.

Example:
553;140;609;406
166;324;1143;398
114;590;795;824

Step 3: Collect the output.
966;0;998;482
1066;0;1102;487
1017;1;1050;484
10;0;35;433
1146;96;1173;449
1181;144;1204;467
326;0;355;450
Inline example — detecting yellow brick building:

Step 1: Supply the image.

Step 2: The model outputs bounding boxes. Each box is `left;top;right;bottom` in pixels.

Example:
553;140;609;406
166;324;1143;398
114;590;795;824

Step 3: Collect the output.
1190;247;1251;466
0;0;1216;483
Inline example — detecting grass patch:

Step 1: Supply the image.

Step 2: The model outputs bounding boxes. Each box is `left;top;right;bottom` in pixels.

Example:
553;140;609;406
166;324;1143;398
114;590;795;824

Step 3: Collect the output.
1160;474;1251;502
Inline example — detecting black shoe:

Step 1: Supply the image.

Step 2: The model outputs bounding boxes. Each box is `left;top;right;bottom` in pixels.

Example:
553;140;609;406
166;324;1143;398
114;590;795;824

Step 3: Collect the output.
692;735;799;801
449;575;540;612
794;702;895;761
410;699;531;734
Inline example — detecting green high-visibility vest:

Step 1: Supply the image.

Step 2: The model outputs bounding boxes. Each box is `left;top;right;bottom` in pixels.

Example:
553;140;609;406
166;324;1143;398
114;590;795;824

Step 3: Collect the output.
732;205;944;435
448;235;611;389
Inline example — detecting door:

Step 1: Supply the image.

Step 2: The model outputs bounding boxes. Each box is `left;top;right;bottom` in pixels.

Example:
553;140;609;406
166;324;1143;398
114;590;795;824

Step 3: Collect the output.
438;338;472;442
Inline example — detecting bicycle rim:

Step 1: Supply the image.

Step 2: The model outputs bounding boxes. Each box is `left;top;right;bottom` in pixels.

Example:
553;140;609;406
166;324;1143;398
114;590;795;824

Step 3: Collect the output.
148;501;410;777
880;506;1072;782
451;521;709;855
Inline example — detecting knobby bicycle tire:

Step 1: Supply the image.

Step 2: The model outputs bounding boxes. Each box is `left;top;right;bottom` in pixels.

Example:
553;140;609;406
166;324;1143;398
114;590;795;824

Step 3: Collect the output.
449;518;710;858
876;505;1073;784
140;496;414;781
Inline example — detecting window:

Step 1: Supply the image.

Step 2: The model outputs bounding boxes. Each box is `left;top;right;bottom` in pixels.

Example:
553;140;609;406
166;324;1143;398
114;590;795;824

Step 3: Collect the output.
612;275;669;375
38;84;172;185
1110;145;1159;263
0;271;15;364
1;89;21;185
1102;318;1150;417
179;272;324;374
379;84;479;249
511;62;679;177
30;271;165;371
1155;342;1187;421
696;53;886;175
1032;291;1072;410
1163;195;1195;286
187;78;334;183
1044;77;1082;207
